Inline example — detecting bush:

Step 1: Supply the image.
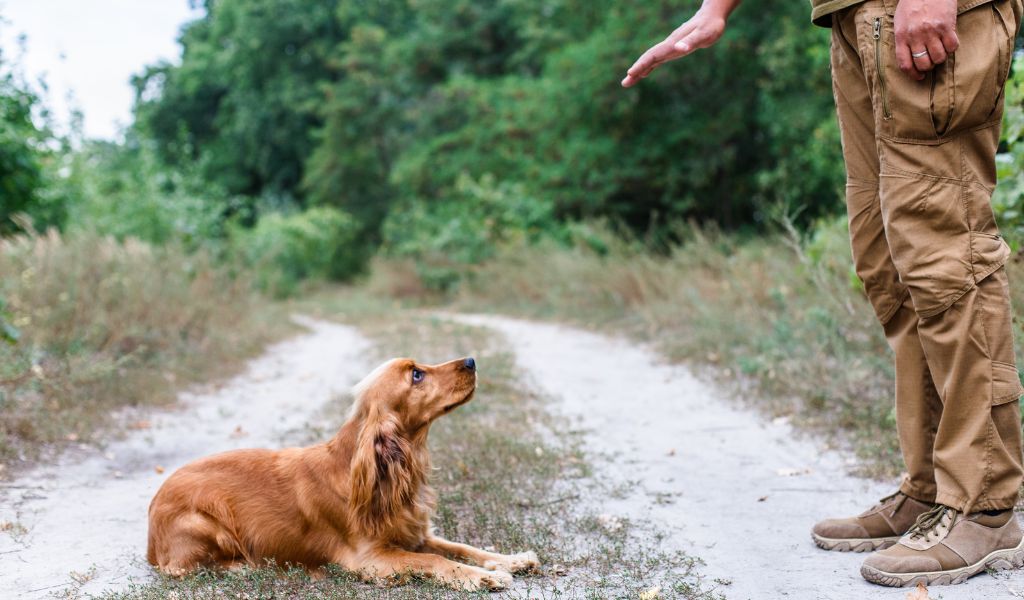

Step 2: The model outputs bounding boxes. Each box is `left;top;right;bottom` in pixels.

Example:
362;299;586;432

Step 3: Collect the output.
0;52;66;234
57;139;229;249
381;173;566;290
0;230;281;465
230;206;362;297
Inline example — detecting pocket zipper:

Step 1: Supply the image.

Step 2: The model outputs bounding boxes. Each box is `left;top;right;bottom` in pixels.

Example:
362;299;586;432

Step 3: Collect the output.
874;17;892;119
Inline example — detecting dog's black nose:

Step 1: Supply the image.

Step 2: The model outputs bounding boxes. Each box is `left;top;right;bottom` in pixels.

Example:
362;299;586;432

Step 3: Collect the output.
463;357;476;371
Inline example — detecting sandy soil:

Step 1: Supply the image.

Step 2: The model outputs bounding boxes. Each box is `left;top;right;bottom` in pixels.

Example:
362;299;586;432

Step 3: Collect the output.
455;314;1024;600
0;316;372;598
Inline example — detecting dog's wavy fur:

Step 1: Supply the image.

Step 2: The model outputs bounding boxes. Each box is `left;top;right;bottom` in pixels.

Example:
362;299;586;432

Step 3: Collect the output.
146;357;538;591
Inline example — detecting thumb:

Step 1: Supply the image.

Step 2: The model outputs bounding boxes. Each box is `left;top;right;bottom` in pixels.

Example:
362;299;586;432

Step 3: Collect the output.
673;39;692;53
673;25;720;54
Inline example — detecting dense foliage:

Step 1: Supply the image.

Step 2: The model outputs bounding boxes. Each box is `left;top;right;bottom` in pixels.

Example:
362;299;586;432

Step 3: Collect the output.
125;0;843;264
0;48;65;234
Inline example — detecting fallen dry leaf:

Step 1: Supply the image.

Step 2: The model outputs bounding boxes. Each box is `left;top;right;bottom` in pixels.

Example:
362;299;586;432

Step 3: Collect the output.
154;465;165;474
757;495;768;502
905;581;930;600
639;586;662;600
666;448;676;457
549;564;568;576
129;420;151;430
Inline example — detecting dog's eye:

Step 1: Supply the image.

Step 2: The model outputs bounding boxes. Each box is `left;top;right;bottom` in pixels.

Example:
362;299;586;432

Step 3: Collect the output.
411;368;425;383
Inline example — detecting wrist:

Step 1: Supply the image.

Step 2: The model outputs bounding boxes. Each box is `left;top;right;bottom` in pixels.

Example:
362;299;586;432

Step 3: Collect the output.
697;0;740;23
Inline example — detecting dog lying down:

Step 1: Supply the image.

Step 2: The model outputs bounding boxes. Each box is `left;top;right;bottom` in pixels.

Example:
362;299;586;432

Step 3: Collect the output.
147;356;538;591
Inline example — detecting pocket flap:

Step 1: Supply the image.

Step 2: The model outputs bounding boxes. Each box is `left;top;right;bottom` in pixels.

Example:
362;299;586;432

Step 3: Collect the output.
992;361;1023;405
971;232;1011;284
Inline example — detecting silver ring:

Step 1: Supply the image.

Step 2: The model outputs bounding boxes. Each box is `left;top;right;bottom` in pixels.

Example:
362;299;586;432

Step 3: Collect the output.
911;50;929;58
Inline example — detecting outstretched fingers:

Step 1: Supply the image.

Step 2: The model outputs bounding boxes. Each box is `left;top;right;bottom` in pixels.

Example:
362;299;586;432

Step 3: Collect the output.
622;24;697;87
621;17;725;88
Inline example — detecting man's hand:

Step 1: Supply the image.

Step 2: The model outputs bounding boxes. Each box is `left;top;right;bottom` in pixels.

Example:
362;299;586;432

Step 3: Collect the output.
621;1;740;88
894;0;959;80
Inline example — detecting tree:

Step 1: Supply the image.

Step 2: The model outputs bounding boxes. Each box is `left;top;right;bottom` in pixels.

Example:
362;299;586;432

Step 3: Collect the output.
133;0;844;252
0;46;61;233
133;0;342;208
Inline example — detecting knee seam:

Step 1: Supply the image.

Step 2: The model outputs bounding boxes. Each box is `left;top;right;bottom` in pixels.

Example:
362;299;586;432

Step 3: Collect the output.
916;280;975;319
878;288;910;325
908;246;1007;320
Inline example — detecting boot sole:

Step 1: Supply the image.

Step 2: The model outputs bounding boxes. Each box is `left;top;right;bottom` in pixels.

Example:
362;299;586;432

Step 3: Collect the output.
860;535;1024;587
812;533;900;553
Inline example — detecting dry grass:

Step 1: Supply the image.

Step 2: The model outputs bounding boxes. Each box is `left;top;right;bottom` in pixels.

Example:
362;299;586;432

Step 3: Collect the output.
366;219;1024;478
0;229;290;470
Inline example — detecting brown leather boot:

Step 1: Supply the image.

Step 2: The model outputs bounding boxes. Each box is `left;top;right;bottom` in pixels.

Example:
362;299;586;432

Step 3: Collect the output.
811;491;934;552
861;505;1024;587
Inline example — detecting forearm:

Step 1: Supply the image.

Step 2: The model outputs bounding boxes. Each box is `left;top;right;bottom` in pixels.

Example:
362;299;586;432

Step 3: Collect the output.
696;0;742;22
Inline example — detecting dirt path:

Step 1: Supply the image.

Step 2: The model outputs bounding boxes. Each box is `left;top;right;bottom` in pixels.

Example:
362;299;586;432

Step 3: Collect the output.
456;314;1024;600
0;316;372;598
5;311;1024;599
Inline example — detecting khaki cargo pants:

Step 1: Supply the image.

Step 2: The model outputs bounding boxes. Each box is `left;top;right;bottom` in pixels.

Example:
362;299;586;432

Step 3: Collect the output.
831;0;1024;512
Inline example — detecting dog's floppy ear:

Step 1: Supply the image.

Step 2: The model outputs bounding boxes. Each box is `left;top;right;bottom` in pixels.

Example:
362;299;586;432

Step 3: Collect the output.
349;402;416;534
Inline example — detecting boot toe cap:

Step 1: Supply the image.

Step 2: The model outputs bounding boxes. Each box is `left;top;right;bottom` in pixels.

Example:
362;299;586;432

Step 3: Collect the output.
813;519;870;540
862;551;942;574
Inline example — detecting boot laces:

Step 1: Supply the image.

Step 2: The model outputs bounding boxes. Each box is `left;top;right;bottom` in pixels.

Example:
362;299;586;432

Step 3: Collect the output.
874;491;907;517
906;504;955;541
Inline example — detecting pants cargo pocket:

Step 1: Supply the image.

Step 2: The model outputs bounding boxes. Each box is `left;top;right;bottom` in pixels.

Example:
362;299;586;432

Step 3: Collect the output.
987;366;1023;510
980;268;1022;404
971;231;1011;284
992;362;1023;405
881;174;973;317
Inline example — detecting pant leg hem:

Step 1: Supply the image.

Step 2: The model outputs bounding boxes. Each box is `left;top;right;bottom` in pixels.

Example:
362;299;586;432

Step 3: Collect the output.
965;494;1020;513
934;491;1020;513
935;492;970;512
899;480;937;504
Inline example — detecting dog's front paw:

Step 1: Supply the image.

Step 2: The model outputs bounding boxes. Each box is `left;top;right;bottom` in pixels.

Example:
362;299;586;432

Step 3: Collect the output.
508;551;540;574
484;550;540;574
473;568;513;591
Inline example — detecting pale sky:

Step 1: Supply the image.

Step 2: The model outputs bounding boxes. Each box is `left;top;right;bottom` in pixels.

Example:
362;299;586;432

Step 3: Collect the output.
0;1;204;140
